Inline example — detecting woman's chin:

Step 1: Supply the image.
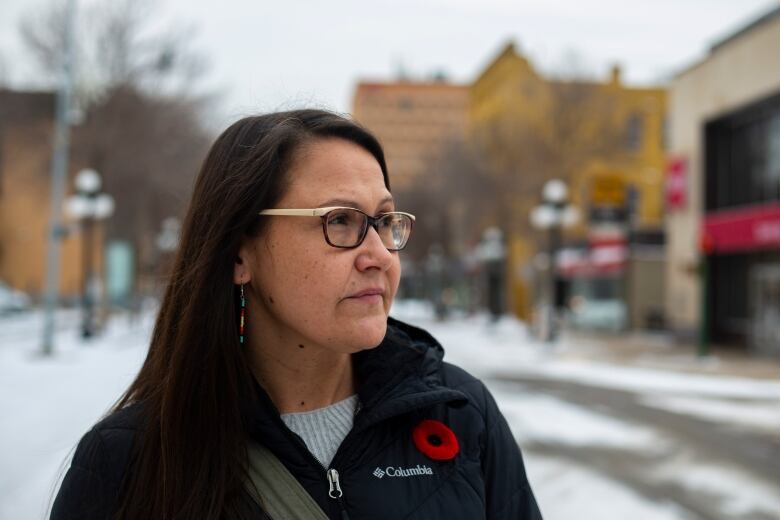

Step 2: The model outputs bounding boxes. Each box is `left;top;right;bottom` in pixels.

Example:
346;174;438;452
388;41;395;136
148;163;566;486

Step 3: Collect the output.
345;315;388;350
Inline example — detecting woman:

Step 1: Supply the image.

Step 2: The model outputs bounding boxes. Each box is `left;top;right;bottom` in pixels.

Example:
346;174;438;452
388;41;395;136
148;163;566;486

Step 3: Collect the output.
51;109;542;519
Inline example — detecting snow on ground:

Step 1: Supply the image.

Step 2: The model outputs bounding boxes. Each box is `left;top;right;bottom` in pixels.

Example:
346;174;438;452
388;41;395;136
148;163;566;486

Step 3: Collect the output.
648;453;780;518
524;454;696;520
640;394;780;433
2;302;779;519
0;310;152;520
516;360;780;401
491;384;670;452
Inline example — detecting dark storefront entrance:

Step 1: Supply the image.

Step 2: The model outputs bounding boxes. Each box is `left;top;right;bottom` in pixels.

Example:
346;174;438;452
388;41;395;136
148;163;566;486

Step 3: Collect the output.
704;89;780;353
710;250;780;351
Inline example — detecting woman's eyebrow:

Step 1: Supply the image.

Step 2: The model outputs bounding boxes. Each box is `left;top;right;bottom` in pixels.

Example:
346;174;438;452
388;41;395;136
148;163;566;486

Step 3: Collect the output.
318;198;361;208
318;195;395;210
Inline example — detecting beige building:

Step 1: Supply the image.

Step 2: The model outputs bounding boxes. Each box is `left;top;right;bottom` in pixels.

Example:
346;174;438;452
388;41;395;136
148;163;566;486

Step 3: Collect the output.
666;6;780;353
351;80;469;190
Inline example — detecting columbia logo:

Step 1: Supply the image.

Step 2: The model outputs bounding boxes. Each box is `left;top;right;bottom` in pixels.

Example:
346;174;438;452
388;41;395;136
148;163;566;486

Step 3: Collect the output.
373;465;433;478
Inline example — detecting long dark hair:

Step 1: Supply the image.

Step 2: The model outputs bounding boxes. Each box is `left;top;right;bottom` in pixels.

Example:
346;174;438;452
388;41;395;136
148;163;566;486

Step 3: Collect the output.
113;110;388;519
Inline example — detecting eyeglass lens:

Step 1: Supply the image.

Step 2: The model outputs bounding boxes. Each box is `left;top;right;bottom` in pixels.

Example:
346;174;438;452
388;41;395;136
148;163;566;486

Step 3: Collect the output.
325;209;411;250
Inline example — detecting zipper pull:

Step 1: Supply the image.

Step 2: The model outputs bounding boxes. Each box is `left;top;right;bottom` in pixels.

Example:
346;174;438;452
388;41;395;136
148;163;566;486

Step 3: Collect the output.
327;468;351;520
327;468;343;499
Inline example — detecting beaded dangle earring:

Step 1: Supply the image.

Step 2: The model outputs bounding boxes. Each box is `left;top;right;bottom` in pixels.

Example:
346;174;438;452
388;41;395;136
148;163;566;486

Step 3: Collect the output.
239;283;246;344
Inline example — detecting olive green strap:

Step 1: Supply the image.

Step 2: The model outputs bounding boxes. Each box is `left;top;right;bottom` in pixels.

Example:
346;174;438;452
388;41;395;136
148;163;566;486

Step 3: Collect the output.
245;442;330;520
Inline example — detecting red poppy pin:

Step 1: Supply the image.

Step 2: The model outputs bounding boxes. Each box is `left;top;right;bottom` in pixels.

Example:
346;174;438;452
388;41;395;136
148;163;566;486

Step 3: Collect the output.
412;419;459;461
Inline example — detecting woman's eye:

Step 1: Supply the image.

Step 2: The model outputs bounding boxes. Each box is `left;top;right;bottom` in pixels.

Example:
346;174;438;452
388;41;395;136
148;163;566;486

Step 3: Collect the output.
378;216;393;228
328;213;351;226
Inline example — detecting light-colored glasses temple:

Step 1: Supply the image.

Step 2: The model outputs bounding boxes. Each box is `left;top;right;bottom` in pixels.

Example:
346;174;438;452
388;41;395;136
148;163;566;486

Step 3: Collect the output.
258;207;415;220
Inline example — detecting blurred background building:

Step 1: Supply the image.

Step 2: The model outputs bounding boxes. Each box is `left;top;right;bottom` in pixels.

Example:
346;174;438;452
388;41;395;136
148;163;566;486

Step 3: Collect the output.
0;89;98;302
353;42;668;333
352;79;469;191
666;5;780;355
468;42;667;331
352;78;470;306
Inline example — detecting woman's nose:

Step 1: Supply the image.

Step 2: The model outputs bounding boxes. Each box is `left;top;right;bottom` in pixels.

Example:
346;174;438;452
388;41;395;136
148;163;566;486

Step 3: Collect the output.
355;226;394;271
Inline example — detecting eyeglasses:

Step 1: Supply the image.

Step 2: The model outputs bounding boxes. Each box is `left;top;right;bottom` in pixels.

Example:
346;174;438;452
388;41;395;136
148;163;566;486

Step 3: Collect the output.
258;206;415;251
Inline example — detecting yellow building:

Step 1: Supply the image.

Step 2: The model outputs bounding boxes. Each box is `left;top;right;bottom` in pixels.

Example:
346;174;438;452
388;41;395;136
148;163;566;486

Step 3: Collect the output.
0;89;99;301
469;42;667;325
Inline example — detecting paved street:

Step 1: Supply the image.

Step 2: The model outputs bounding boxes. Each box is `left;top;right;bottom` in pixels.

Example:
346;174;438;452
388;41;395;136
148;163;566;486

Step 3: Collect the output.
492;374;780;520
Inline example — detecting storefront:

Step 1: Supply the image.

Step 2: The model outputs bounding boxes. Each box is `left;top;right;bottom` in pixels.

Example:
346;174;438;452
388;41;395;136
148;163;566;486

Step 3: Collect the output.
558;232;628;332
702;90;780;352
666;6;780;353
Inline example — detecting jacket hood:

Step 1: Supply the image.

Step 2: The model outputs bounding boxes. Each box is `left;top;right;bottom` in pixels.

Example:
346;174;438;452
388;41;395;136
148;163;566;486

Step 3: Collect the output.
384;317;446;380
351;317;448;407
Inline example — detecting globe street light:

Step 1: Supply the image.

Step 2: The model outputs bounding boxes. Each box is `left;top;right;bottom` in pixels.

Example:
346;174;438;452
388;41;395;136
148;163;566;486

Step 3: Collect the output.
530;179;579;342
155;217;181;253
65;168;115;339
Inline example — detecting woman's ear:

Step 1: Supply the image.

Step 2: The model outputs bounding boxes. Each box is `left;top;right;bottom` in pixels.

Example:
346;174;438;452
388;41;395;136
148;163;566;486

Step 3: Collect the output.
233;244;251;285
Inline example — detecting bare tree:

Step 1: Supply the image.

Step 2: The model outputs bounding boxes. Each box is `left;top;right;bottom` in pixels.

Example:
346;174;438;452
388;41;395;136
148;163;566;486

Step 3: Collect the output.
19;0;206;104
395;136;494;262
71;87;211;265
19;0;214;296
469;76;627;241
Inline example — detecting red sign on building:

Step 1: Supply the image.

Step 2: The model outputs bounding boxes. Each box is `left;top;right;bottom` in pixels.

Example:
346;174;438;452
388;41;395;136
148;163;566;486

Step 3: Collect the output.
665;156;687;210
702;203;780;253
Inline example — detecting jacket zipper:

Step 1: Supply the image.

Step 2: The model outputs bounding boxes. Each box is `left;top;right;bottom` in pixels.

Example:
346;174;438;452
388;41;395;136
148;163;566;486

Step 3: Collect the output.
266;401;354;520
326;468;350;520
292;436;351;519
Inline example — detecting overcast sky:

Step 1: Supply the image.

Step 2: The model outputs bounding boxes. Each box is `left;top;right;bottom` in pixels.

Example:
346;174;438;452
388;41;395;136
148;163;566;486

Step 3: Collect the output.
1;0;779;128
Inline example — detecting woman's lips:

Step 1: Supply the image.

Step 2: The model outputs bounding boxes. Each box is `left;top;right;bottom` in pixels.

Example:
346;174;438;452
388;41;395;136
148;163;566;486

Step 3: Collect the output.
346;288;384;304
351;293;383;304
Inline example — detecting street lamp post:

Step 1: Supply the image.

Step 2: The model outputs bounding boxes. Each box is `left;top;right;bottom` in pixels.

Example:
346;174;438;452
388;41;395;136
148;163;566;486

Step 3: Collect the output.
154;216;182;291
65;169;115;339
477;227;506;322
40;0;77;356
530;179;578;342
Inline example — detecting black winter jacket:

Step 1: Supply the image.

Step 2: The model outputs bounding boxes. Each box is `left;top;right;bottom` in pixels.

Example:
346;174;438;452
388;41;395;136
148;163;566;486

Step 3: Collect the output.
51;318;543;519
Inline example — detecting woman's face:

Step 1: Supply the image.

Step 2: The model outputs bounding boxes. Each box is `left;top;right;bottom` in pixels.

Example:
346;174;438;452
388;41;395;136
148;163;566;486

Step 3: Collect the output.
237;137;401;354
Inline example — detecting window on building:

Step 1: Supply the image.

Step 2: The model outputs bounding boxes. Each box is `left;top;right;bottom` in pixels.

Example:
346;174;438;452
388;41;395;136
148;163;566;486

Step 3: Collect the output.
661;117;669;151
0;127;3;197
625;113;643;152
398;97;413;111
768;114;780;201
706;90;780;210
